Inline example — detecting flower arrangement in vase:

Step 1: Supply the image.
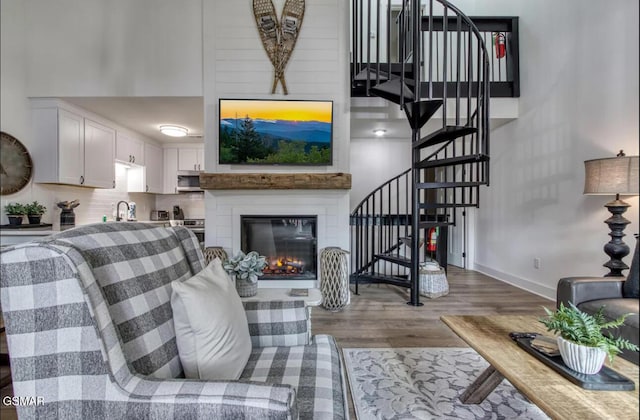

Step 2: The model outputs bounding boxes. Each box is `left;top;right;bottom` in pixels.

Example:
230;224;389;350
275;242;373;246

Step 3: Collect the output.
223;251;267;297
539;302;638;374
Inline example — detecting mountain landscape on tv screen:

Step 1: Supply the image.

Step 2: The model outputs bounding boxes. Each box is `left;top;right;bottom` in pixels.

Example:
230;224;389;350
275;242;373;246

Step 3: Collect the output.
219;117;332;165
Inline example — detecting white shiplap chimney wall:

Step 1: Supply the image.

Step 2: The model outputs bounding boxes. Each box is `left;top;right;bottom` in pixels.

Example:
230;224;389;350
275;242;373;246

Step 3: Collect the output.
202;0;351;288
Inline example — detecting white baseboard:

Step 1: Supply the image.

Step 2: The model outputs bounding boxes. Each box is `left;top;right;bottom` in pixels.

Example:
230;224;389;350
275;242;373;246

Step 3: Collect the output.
473;263;556;302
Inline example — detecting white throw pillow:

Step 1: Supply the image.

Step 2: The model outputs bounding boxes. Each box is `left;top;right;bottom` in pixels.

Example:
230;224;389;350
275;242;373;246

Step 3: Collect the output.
171;258;252;380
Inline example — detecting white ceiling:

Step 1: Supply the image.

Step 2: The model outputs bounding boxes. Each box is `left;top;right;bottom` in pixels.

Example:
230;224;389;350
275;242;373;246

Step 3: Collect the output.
62;97;204;144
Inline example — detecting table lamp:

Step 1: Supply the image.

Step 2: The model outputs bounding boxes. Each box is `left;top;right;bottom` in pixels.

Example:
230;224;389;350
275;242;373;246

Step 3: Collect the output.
584;150;639;276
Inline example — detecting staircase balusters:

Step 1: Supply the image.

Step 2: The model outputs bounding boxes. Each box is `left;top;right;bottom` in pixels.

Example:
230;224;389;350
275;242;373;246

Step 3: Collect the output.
427;0;434;99
350;0;490;304
376;0;381;85
366;0;371;93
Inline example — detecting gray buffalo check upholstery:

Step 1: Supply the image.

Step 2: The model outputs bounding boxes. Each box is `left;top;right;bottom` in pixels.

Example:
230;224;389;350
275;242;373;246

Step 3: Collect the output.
1;222;347;419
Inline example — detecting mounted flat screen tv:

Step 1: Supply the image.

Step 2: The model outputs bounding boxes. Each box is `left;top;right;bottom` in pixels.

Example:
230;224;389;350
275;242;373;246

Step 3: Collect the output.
219;99;333;165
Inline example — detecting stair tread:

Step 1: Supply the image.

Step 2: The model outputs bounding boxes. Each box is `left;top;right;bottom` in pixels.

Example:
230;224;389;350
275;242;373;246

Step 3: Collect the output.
350;214;412;226
405;100;444;129
417;181;485;189
420;203;478;209
375;253;412;267
415;153;489;169
350;214;447;225
414;126;478;149
351;273;411;288
418;221;453;228
370;78;415;104
353;67;391;82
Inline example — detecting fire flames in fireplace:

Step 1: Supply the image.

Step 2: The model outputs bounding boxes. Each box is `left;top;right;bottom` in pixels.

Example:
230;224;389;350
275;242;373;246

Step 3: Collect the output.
241;215;318;280
263;256;306;276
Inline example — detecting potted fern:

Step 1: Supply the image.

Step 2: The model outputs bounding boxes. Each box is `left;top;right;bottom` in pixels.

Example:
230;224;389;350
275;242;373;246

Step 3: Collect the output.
4;202;26;226
539;302;639;374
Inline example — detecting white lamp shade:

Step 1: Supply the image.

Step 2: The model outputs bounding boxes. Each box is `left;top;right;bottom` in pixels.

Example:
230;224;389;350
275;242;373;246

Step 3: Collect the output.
584;155;639;195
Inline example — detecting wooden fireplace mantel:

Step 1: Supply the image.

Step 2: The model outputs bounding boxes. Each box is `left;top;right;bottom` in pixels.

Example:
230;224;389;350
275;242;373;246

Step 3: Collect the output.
199;172;352;190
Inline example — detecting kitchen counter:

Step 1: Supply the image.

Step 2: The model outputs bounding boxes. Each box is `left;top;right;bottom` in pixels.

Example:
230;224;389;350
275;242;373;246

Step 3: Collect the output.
1;221;171;247
134;220;171;225
0;230;56;236
0;229;55;247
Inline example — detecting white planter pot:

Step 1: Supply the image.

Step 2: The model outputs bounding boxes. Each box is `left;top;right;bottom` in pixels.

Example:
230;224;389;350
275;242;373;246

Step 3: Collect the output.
556;336;607;375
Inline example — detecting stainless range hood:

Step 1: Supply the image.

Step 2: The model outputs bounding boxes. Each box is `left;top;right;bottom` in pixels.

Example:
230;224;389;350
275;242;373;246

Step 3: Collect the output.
176;170;203;192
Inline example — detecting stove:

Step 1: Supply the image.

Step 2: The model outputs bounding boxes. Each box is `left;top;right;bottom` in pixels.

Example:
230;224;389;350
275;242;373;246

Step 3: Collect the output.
183;219;204;229
172;219;205;245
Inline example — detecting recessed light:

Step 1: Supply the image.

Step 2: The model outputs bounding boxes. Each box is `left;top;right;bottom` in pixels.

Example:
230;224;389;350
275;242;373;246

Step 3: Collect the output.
160;125;188;137
373;129;387;137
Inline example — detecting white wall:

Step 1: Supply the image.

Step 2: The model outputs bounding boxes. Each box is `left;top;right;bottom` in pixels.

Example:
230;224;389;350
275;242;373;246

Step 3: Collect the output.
23;0;202;96
447;0;639;298
350;136;411;209
155;193;204;220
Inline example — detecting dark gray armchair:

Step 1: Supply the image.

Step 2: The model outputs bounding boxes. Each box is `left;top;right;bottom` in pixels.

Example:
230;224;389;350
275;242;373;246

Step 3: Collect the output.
557;236;639;365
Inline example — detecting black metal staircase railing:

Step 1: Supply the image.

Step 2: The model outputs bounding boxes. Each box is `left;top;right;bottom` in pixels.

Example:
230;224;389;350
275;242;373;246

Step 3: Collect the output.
350;169;411;291
350;0;491;305
352;14;519;98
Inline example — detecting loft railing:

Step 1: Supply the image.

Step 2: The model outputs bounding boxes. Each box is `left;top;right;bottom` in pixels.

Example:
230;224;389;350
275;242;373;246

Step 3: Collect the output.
351;5;519;97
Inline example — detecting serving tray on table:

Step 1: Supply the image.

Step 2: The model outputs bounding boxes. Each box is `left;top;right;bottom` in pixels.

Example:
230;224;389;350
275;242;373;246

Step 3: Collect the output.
514;334;635;391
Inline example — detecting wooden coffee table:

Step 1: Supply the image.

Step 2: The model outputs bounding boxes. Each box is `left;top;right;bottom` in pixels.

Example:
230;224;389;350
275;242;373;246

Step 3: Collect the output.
441;315;639;420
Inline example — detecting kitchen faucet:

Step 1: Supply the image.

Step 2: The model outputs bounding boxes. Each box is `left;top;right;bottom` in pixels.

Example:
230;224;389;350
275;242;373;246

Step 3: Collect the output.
116;201;130;222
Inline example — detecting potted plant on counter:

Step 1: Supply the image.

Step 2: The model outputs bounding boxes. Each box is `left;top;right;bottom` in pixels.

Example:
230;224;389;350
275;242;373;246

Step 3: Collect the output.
223;251;267;297
4;202;26;226
539;302;639;374
25;201;47;225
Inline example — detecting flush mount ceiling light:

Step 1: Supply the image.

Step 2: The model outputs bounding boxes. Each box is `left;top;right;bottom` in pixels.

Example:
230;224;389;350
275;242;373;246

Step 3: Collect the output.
160;125;188;137
373;129;387;137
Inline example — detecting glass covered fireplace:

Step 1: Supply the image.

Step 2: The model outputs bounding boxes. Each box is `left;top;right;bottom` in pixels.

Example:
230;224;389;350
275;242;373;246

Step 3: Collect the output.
241;215;317;280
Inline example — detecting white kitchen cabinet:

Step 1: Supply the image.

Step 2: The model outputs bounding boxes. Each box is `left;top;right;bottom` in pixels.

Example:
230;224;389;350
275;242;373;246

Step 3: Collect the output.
116;132;144;165
56;109;84;185
197;148;205;171
163;148;178;194
144;142;163;193
126;142;163;193
178;147;205;171
84;119;116;188
32;106;115;188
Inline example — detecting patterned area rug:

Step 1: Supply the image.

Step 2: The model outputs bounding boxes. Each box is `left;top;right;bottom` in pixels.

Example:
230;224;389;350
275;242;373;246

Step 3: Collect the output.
343;347;549;420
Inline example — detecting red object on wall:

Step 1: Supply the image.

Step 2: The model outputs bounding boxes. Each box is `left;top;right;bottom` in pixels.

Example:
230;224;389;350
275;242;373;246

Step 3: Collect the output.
427;227;438;252
494;32;506;59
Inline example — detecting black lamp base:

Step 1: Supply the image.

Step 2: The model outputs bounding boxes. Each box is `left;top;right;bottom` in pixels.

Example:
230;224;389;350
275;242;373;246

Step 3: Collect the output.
602;197;631;277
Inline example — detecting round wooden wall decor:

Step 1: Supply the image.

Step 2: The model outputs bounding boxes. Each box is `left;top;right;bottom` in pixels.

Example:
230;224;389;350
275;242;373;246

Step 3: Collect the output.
1;131;33;195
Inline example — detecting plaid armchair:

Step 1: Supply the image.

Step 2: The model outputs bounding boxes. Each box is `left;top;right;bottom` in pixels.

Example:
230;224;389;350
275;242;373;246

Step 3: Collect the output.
0;223;347;419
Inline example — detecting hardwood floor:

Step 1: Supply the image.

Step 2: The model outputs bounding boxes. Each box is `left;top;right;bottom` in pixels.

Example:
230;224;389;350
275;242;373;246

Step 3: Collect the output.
313;266;553;348
0;266;553;420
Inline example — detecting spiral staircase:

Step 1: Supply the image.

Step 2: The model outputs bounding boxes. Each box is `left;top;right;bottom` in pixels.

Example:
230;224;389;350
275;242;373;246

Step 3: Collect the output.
350;0;492;305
